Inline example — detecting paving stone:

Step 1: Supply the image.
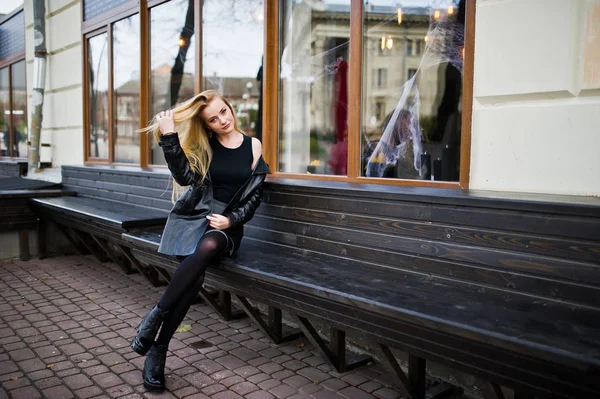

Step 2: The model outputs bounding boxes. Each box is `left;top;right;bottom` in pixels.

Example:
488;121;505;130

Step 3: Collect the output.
42;385;74;399
63;374;94;390
0;256;403;399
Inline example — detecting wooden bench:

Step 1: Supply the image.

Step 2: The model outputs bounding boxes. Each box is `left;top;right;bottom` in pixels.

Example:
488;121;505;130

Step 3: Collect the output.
0;160;27;179
0;188;75;260
122;179;600;399
31;196;169;285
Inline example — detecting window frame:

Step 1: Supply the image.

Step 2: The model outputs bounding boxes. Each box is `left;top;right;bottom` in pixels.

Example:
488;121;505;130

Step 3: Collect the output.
263;0;476;189
0;5;27;160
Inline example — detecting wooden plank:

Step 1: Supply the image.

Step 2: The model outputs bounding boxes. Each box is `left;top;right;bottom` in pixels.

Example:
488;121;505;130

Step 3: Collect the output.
264;191;600;241
246;225;600;309
262;179;600;218
252;204;600;264
32;197;168;228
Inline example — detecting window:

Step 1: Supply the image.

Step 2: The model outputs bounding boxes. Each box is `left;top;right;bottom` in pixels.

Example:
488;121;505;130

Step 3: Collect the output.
376;68;388;88
279;0;350;175
406;39;413;56
84;14;141;164
0;8;27;159
408;69;417;81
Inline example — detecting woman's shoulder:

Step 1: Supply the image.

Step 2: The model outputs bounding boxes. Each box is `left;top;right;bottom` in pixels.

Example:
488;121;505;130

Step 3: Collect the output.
250;137;262;155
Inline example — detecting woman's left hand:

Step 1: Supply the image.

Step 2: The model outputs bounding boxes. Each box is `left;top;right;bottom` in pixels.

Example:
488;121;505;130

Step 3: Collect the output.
206;214;231;230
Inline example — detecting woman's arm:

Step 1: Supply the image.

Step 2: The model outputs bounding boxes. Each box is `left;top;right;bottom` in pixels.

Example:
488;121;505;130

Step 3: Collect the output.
158;133;198;187
155;110;198;187
226;186;263;228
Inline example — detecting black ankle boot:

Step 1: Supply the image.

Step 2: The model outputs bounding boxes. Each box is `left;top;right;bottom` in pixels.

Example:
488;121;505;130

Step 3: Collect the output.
131;305;168;356
143;343;167;391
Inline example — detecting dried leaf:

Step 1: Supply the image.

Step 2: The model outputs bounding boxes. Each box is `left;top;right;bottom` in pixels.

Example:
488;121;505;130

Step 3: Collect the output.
10;377;18;381
296;342;305;349
175;324;192;333
47;364;55;368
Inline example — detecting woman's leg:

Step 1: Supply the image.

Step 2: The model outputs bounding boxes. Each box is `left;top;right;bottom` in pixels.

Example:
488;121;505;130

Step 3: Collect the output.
158;231;228;311
132;231;228;356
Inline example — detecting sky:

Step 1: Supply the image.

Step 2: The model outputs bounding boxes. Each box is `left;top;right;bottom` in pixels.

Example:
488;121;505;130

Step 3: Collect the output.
0;0;23;15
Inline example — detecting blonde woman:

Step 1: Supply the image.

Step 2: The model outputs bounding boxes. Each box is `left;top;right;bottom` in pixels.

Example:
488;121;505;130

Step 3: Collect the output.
130;90;269;391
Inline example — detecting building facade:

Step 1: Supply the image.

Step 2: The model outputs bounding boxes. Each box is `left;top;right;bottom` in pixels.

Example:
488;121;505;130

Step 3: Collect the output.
0;0;598;196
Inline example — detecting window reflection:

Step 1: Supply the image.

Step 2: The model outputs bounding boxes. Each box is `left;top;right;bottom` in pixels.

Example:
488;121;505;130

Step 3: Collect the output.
149;0;196;165
361;0;465;181
0;68;9;157
113;14;140;164
11;60;27;158
203;0;264;139
279;0;350;175
88;33;109;159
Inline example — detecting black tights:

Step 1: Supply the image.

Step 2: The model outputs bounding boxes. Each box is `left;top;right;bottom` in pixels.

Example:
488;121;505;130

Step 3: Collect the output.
155;231;228;346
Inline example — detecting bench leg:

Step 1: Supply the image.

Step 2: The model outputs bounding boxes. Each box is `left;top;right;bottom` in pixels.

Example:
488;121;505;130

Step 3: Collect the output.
295;315;372;373
71;230;109;263
379;344;413;398
196;287;246;321
234;296;303;344
409;354;426;399
380;345;458;399
118;245;165;287
38;220;47;259
91;236;133;274
18;230;30;261
490;383;506;399
62;226;91;255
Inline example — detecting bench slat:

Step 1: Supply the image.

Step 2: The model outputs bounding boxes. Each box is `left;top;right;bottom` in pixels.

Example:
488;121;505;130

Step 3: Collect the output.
32;196;168;228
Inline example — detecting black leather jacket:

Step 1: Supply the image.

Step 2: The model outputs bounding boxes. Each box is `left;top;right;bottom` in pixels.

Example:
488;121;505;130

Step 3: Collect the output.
157;133;270;255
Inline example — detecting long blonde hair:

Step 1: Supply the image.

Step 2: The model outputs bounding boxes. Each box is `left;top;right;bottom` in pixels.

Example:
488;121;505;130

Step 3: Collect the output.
140;90;243;202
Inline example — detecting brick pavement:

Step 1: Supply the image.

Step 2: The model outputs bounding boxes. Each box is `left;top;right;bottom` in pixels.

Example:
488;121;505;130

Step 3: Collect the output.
0;255;405;399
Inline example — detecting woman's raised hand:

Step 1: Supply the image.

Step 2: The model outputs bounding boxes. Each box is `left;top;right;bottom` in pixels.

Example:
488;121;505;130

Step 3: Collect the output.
156;110;176;135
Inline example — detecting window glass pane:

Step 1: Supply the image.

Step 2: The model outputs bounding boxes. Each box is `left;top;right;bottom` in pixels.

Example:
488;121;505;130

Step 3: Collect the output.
11;60;27;158
361;0;465;181
149;0;196;165
88;33;109;159
0;68;9;157
202;0;264;139
279;0;350;175
113;14;140;164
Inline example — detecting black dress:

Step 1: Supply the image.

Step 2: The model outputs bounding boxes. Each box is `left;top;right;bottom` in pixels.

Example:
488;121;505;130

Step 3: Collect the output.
206;134;253;254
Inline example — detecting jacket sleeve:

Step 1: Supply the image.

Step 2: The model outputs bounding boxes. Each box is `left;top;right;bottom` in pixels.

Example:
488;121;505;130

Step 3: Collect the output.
158;133;198;186
225;186;263;228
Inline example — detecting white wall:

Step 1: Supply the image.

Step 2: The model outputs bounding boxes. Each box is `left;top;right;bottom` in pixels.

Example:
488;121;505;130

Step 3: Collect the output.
470;0;600;196
25;0;84;167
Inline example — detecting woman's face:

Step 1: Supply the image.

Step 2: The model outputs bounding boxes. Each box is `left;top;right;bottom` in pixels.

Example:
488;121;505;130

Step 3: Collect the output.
201;97;235;135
